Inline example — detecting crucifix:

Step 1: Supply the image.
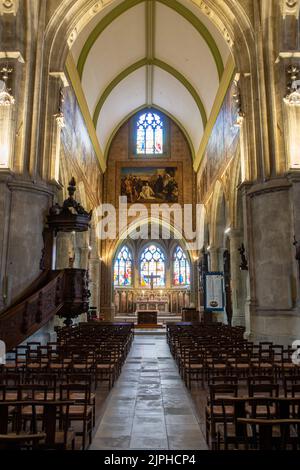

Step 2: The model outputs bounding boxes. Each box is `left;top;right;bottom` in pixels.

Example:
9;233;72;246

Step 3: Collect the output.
144;273;160;290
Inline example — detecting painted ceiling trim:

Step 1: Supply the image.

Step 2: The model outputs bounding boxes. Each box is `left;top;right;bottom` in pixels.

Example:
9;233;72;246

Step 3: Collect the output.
77;0;224;81
65;53;106;173
93;58;208;130
103;103;195;162
193;56;235;173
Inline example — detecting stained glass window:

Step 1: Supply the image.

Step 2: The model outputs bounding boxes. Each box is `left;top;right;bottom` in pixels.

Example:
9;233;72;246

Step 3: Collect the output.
140;244;165;287
136;111;163;155
114;246;132;287
173;246;190;286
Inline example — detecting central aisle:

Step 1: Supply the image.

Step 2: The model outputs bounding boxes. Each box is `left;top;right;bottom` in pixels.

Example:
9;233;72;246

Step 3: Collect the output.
91;334;207;450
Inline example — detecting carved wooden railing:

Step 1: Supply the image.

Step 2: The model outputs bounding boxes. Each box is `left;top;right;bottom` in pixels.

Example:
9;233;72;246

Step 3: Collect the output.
0;271;65;351
0;269;91;351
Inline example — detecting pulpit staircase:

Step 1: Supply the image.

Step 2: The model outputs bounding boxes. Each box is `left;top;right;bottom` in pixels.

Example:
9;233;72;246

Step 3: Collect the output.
0;269;89;351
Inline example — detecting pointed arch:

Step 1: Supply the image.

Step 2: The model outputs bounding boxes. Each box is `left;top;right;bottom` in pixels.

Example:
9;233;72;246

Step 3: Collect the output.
173;245;191;286
140;243;166;287
113;245;133;287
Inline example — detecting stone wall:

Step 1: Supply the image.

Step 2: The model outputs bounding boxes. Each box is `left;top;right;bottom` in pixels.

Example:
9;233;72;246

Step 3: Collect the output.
60;85;102;210
101;111;195;319
0;177;53;313
105;116;194;207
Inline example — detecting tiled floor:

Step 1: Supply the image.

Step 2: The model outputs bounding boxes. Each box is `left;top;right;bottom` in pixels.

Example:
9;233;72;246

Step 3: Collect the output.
90;334;207;450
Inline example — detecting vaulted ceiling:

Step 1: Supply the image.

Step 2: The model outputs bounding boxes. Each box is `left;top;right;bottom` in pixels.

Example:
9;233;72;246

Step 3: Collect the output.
69;0;232;160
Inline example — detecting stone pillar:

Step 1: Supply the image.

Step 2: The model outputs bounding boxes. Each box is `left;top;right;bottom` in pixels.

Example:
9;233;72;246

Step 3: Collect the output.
190;260;197;307
229;229;247;326
89;257;101;315
100;240;114;321
217;247;226;272
208;247;218;271
88;227;101;316
245;179;299;344
165;257;171;289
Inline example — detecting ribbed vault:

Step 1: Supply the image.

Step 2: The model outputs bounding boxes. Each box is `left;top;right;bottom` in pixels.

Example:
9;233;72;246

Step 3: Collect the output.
68;0;232;158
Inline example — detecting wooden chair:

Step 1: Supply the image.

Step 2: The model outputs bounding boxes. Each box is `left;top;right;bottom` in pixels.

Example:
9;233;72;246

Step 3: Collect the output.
95;350;116;389
66;373;96;426
229;352;252;379
0;432;46;450
183;349;205;389
247;384;279;418
237;418;300;450
208;375;239;386
205;384;238;449
283;375;300;397
39;401;75;450
0;401;45;449
206;356;229;382
216;398;248;450
60;384;93;450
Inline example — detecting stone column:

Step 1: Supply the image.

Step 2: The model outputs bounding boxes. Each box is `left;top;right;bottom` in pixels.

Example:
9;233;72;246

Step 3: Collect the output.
165;257;171;289
208;247;218;271
190;260;197;307
88;227;101;316
245;179;298;344
229;229;247;326
100;240;114;321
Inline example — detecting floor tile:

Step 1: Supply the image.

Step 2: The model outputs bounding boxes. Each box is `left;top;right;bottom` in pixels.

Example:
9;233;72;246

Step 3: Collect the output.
90;437;131;450
91;334;207;450
130;437;169;450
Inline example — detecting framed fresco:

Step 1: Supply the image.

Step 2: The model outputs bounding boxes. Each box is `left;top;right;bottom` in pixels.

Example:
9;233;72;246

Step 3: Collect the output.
120;166;179;203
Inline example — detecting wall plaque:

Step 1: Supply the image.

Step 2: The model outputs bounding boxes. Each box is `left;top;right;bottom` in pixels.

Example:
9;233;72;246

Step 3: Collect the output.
204;272;225;311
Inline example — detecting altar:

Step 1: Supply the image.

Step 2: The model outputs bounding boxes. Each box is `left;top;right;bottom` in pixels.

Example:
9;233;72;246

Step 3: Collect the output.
137;310;158;325
135;299;169;313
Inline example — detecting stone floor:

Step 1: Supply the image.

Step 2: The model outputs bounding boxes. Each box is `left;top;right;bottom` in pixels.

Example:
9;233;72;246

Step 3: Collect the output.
90;334;208;450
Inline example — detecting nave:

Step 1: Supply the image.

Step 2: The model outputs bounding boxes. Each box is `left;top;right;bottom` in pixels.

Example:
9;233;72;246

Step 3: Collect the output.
2;321;300;451
91;333;207;450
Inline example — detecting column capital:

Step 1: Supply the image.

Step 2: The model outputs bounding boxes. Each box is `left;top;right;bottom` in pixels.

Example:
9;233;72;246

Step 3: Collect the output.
0;0;19;16
282;0;300;18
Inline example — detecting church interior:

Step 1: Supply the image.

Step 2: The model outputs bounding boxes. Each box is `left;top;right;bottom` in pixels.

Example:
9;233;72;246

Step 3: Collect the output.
1;0;300;453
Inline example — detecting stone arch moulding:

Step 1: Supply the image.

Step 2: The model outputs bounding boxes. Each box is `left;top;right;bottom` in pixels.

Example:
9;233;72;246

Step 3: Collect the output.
229;149;242;231
210;180;228;248
108;217;196;265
